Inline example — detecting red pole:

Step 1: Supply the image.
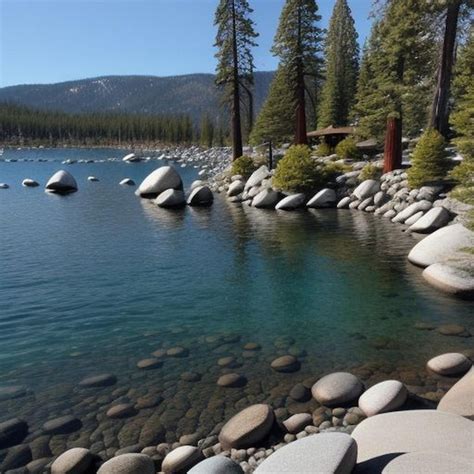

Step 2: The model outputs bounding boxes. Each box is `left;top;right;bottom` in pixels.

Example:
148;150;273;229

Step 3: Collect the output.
383;116;402;173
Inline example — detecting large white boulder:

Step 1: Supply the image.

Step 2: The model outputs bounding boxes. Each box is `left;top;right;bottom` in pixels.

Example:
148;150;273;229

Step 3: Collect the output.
122;153;140;162
188;456;243;474
136;166;182;197
352;410;474;473
119;178;135;186
45;170;78;193
218;404;274;450
423;261;474;297
409;206;451;233
391;200;432;223
162;445;203;473
252;189;281;209
337;197;351;209
187;186;213;206
245;166;270;190
307;189;337;208
427;353;471;376
51;448;93;474
155;189;185;208
275;193;306;210
311;372;364;407
438;367;474;419
254;433;357;474
353;180;380;200
97;454;154;473
227;180;245;197
358;380;407;417
407;224;474;267
190;180;205;190
382;451;473;473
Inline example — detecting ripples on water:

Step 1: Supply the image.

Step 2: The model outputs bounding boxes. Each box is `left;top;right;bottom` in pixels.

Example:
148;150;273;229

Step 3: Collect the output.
0;148;472;449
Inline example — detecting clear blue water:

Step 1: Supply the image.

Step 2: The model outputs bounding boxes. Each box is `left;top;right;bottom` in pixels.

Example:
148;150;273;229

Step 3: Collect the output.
0;148;472;453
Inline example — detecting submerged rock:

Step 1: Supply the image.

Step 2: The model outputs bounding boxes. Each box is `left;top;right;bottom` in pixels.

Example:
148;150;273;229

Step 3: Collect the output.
51;447;93;474
122;153;140;162
427;353;471;376
22;178;39;187
252;188;281;208
119;178;135;186
0;418;28;449
0;183;9;189
42;415;82;435
45;170;78;194
79;374;117;388
307;188;337;208
270;355;300;373
187;186;213;206
155;189;186;208
312;372;364;407
275;193;306;210
217;373;247;388
136;166;183;197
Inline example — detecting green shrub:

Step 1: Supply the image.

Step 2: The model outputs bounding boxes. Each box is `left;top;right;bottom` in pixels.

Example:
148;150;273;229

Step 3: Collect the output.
314;141;333;157
323;161;350;182
359;163;381;181
335;137;361;160
407;129;449;189
449;159;474;188
231;155;257;178
273;145;325;193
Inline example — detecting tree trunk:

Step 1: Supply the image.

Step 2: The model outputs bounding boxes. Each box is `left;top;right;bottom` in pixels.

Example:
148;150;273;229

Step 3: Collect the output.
294;4;307;145
429;0;461;137
231;0;243;160
383;116;402;173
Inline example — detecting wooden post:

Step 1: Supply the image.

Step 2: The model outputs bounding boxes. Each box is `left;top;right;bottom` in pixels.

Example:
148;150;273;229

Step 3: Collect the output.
268;140;273;170
383;116;402;173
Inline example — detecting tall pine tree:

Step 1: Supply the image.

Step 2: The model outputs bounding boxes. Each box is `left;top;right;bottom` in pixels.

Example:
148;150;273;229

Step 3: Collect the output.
214;0;258;160
318;0;359;128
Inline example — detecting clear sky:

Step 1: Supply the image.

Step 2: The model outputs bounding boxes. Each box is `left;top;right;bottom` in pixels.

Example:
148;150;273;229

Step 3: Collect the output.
0;0;373;88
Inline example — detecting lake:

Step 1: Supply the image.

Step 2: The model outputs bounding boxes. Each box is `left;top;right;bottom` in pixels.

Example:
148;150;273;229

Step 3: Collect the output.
0;148;472;455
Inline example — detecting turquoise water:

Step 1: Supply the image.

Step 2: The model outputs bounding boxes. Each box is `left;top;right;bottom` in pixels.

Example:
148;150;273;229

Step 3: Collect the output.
0;148;472;453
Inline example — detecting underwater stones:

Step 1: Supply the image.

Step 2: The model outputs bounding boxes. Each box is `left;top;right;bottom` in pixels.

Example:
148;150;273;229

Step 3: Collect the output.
136;358;162;370
427;353;472;376
437;367;474;419
352;410;473;473
155;189;185;208
0;443;32;471
307;188;337;208
289;383;311;402
437;324;471;337
42;415;82;435
181;371;201;382
135;394;163;410
219;404;274;450
45;170;78;194
312;372;364;407
162;445;203;473
188;456;244;473
187;186;213;206
270;355;300;373
166;346;189;357
22;178;39;187
353;179;380;200
87;176;99;182
227;180;245;197
0;385;27;401
251;188;281;208
254;433;357;474
217;373;247;388
217;356;238;367
243;342;261;351
79;374;117;388
0;183;9;189
119;178;135;186
283;413;312;434
136;166;183;198
151;348;167;358
275;193;306;210
51;447;93;474
97;453;155;474
358;380;407;417
0;418;28;449
409;207;450;233
107;404;137;419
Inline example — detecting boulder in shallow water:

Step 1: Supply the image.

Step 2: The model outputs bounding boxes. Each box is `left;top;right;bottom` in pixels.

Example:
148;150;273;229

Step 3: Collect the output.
307;188;337;208
409;206;450;233
187;186;213;206
155;189;185;208
427;353;471;376
42;415;82;435
217;373;247;388
0;183;9;189
423;261;474;297
337;197;351;209
22;178;39;187
270;355;300;373
311;372;364;406
252;188;281;208
254;433;357;474
0;418;28;449
190;179;205;190
391;200;431;223
437;367;474;419
87;176;99;182
358;380;407;417
136;166;182;197
275;193;306;210
51;447;93;474
79;374;117;388
162;445;203;473
97;453;155;474
119;178;135;186
219;404;274;450
45;170;78;194
227;180;245;197
122;153;140;162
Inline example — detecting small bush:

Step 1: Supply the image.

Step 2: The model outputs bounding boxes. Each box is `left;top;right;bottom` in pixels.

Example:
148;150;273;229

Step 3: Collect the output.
335;137;361;160
273;145;324;192
407;129;449;189
449;159;474;188
231;155;257;178
359;163;381;181
314;141;333;157
323;161;350;182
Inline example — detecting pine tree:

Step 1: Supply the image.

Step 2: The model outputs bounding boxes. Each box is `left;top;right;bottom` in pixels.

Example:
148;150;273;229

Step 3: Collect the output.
271;0;324;144
200;114;215;148
214;0;258;160
318;0;359;128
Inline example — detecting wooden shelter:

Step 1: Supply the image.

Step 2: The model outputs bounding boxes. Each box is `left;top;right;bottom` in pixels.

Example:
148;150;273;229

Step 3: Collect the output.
307;125;356;147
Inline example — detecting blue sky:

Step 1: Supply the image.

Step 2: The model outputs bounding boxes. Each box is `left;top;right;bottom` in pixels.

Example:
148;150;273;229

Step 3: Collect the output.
0;0;373;88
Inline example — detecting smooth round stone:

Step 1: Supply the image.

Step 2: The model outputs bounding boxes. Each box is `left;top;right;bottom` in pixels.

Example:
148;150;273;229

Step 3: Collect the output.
135;395;163;410
0;385;27;401
219;404;274;450
217;373;247;388
87;176;99;182
352;410;474;473
155;188;186;208
438;367;474;419
162;445;203;473
289;383;311;402
166;347;189;357
79;374;117;388
22;178;39;187
358;380;407;417
26;457;51;473
217;356;237;367
136;358;162;370
427;353;472;376
414;322;435;330
136;166;182;197
119;178;135;186
45;170;78;193
312;372;364;407
1;444;32;471
42;415;82;435
0;418;28;449
106;404;137;419
283;413;312;434
97;453;155;474
270;355;300;373
51;447;93;474
254;433;357;474
0;183;9;189
181;371;201;382
188;455;244;473
152;348;166;358
437;324;471;337
382;451;473;473
243;342;261;351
